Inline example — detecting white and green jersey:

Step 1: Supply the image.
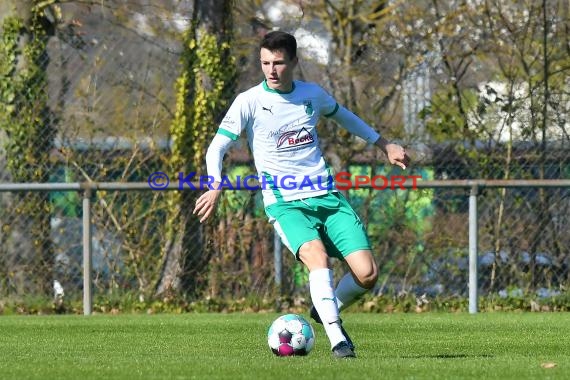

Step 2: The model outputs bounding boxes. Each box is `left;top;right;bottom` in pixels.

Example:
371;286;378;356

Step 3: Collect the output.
207;80;380;206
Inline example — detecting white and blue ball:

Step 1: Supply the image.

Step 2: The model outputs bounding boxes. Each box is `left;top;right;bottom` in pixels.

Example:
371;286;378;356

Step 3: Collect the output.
267;314;315;356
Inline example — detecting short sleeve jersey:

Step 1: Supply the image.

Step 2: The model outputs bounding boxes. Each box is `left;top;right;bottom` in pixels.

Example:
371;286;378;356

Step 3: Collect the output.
217;80;339;206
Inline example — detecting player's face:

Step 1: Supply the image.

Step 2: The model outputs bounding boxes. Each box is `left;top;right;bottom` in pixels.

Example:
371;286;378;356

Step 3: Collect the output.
260;48;297;92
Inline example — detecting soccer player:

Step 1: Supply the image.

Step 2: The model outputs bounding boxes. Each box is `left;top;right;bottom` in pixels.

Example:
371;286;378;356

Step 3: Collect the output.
193;30;409;358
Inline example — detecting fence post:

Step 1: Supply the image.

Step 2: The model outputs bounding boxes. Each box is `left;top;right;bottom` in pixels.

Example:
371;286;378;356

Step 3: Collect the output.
82;187;93;315
468;184;479;314
274;230;282;288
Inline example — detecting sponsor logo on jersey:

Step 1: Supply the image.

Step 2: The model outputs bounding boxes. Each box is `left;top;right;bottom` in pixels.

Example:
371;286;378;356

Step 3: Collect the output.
220;115;237;128
276;127;314;150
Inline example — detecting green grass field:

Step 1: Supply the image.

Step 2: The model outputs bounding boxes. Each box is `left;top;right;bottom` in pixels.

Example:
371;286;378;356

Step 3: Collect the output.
0;312;568;379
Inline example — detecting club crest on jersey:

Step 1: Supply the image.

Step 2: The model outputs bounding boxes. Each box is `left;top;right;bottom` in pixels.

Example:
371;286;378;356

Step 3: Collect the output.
303;100;314;116
276;127;314;150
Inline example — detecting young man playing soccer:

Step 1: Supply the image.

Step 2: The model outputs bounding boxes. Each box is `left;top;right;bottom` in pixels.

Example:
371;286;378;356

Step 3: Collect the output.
193;31;409;358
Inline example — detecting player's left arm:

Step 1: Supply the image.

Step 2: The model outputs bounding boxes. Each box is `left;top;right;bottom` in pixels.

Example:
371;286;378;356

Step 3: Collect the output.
374;136;409;170
328;105;410;170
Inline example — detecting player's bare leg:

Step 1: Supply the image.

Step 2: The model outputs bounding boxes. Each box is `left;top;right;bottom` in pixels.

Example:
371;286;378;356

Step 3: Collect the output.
340;249;378;307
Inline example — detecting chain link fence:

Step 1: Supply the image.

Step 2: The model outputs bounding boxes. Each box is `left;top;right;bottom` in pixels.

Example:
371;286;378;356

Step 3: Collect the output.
2;180;569;313
1;1;569;313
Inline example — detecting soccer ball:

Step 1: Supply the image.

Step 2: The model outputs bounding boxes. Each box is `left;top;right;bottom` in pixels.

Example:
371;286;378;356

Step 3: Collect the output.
267;314;315;356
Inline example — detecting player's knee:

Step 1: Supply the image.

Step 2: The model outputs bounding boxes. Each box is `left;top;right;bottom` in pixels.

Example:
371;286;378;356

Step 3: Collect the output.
356;267;378;290
298;240;328;270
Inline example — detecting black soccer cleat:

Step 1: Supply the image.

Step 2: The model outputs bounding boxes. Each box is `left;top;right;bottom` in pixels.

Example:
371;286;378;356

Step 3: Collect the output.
310;306;355;351
332;341;356;359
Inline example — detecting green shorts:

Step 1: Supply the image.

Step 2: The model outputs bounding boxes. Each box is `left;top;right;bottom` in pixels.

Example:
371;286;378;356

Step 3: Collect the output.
264;192;371;260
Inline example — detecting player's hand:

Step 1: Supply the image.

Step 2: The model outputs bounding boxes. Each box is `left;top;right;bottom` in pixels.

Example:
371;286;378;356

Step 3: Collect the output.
375;137;410;170
193;188;222;223
385;143;410;170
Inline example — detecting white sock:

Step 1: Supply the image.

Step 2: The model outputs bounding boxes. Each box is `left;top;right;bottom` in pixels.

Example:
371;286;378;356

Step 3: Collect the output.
309;268;346;348
335;272;369;311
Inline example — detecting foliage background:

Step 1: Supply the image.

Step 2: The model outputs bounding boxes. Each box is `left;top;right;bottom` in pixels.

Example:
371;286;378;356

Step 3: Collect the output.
0;0;569;313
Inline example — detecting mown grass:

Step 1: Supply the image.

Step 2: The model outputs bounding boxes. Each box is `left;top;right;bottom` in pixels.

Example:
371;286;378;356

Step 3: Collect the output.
0;312;568;379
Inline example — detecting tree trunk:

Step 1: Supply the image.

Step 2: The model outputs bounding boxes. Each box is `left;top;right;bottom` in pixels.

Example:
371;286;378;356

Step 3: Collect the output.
156;0;235;298
0;1;56;297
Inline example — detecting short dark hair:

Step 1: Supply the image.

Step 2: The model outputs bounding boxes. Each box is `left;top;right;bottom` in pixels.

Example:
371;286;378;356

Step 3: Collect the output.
260;31;297;60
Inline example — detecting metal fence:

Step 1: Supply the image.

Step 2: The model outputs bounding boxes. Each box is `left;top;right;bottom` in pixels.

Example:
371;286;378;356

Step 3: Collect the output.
1;179;569;315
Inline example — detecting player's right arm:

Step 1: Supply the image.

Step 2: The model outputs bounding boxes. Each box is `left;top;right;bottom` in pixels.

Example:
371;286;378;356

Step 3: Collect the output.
193;93;248;223
193;182;221;223
193;133;233;223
